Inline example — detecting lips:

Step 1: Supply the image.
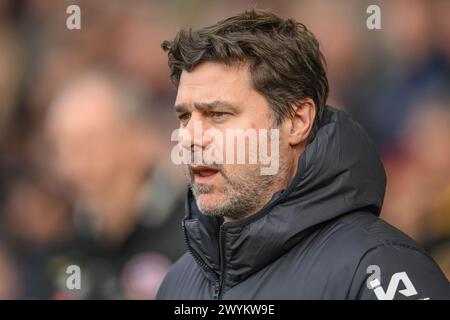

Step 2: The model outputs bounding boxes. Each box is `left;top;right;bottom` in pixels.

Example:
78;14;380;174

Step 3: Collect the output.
197;170;217;177
190;165;220;184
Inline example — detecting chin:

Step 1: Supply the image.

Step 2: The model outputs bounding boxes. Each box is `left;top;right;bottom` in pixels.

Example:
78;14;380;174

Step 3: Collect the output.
196;192;226;215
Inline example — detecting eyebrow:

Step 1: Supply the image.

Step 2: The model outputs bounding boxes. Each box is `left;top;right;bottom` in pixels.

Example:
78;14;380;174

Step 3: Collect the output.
174;100;240;113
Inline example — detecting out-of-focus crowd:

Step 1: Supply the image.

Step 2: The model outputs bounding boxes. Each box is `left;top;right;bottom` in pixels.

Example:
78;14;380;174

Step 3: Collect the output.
0;0;449;299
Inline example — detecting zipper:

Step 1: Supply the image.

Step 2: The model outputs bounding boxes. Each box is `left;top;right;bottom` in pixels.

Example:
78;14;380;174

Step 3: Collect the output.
216;224;226;300
182;221;221;296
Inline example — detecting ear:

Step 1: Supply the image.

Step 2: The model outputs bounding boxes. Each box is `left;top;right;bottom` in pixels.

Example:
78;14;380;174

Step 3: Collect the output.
287;98;316;146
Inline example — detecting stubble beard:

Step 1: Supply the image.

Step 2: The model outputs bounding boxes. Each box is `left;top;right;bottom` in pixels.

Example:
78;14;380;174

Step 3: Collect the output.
186;158;289;220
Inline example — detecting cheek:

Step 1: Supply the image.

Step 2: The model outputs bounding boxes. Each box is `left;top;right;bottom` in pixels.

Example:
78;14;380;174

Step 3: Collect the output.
220;162;260;182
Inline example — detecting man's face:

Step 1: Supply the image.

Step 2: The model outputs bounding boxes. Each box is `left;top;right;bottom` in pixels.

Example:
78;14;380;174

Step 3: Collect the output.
174;62;291;220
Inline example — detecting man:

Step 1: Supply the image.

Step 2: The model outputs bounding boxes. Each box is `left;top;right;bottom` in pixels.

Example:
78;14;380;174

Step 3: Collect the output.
156;10;450;299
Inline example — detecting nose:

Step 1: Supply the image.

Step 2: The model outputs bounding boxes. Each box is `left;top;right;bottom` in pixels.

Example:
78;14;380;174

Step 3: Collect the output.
179;115;212;153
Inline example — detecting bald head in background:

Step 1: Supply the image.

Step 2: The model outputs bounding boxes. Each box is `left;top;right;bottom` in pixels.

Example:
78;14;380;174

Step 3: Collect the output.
45;69;159;241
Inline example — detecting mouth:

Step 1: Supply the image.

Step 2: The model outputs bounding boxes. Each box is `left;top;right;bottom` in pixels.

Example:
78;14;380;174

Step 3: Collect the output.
190;165;220;184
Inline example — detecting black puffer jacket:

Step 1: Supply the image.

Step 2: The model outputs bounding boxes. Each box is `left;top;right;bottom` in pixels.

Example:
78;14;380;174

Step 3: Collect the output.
157;106;450;300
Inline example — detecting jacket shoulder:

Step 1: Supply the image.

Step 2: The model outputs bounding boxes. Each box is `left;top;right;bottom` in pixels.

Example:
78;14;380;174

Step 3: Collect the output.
276;212;449;299
329;212;450;299
334;212;422;252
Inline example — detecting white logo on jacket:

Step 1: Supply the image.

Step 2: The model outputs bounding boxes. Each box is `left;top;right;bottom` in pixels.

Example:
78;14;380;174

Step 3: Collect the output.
366;265;426;300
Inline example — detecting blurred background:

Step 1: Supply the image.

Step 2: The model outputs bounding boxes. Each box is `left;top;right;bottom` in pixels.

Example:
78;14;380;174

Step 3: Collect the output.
0;0;449;299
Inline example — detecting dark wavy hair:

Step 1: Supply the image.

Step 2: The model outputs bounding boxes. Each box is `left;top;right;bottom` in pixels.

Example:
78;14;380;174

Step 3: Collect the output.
162;10;329;140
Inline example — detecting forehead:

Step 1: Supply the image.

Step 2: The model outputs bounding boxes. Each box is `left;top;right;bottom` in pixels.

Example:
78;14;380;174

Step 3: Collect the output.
175;62;253;106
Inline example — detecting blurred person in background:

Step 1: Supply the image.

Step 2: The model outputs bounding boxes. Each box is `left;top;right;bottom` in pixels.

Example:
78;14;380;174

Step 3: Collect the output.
0;164;74;299
0;243;21;299
382;92;450;279
43;68;185;299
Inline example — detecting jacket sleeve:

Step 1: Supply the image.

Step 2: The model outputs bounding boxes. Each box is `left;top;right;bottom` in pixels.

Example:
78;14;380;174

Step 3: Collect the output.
347;244;450;300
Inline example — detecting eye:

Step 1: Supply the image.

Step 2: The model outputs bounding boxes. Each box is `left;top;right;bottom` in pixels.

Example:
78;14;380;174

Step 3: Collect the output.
209;111;230;120
178;113;191;125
